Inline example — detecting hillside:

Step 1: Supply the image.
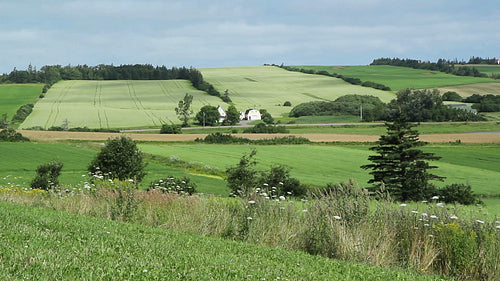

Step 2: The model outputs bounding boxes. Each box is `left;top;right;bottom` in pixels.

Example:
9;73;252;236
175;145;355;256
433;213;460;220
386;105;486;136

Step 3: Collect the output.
201;66;394;118
296;65;498;91
20;80;221;129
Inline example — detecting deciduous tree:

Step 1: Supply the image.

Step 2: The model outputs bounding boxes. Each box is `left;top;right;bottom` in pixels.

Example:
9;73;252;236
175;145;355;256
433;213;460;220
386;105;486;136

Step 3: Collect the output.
175;93;194;127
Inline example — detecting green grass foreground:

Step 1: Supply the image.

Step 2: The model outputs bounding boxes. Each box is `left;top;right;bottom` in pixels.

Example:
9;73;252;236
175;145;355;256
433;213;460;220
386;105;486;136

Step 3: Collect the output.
0;200;445;281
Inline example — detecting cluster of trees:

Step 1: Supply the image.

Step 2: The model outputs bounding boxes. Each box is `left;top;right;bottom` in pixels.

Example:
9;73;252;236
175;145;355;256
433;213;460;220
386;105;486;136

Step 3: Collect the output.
289;95;387;121
278;65;391;91
464;94;500;112
1;64;229;102
371;58;488;78
289;90;486;122
467;56;499;65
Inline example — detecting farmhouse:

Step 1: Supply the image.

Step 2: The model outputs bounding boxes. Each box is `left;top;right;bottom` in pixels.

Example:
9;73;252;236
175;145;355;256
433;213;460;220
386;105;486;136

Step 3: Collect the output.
217;105;226;123
244;109;261;121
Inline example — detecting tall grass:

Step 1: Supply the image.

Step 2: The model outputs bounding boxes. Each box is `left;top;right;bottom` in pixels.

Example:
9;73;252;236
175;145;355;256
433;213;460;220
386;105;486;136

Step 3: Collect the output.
1;181;498;280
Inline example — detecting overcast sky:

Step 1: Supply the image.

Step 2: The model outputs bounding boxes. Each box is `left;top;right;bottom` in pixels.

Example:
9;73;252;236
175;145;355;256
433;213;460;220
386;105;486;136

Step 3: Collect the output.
1;0;499;73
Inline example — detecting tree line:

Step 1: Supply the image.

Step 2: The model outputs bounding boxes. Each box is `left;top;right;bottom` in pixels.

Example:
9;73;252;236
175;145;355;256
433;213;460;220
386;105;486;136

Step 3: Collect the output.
0;64;229;102
273;64;392;91
370;58;491;78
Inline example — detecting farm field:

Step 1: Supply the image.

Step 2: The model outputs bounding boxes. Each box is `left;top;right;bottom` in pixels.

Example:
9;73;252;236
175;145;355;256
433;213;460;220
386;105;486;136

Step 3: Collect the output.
19;80;222;129
296;65;496;91
139;143;500;196
470;64;500;76
0;142;227;195
200;66;395;117
0;201;444;280
436;82;500;97
0;84;43;119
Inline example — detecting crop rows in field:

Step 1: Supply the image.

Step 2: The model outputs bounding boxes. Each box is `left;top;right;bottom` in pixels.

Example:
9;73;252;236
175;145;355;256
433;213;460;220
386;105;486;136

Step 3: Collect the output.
296;65;498;91
20;80;222;129
200;66;395;117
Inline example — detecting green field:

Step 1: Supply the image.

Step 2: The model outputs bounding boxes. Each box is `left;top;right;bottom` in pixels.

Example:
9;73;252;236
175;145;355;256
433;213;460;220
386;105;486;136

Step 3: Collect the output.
473;65;500;76
20;80;223;129
139;143;500;196
296;65;496;91
0;84;43;120
200;66;395;117
0;201;444;280
0;142;227;195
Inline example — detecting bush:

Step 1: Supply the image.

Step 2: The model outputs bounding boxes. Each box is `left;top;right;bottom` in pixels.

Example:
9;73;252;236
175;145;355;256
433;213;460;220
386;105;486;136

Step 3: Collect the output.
283;101;292;107
149;176;197;195
442;91;462;102
243;123;289;133
258;165;306;197
0;128;29;142
88;136;146;182
30;161;63;190
437;183;481;205
160;124;182;134
11;104;34;123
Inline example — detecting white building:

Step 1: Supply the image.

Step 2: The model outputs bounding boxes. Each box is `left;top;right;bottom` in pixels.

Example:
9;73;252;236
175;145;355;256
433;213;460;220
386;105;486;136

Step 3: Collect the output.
244;109;261;121
217;105;226;123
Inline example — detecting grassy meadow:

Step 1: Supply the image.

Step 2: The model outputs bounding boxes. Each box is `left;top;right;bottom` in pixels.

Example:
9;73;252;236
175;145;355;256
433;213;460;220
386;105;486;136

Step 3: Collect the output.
0;198;452;280
139;143;500;197
200;66;395;117
0;84;43;119
20;80;223;129
296;65;496;91
0;142;228;196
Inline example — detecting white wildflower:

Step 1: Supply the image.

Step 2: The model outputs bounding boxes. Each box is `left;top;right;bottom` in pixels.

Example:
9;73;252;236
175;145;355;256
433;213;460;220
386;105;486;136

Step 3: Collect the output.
450;215;458;219
430;215;438;219
247;217;253;220
431;196;439;200
279;196;286;201
333;215;341;220
143;269;148;273
302;209;308;213
399;203;407;207
421;213;428;217
248;200;256;204
476;220;485;224
411;211;419;214
436;203;445;207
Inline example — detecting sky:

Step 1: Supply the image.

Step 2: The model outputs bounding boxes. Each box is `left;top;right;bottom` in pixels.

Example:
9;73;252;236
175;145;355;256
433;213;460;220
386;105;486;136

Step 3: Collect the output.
1;0;499;73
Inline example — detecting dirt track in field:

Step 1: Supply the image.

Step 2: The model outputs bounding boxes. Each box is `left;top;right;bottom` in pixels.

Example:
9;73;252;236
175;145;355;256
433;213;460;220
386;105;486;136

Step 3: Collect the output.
18;130;500;143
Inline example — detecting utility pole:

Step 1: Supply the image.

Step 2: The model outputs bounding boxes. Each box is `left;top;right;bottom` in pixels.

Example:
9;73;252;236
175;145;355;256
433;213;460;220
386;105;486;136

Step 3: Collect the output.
360;103;363;120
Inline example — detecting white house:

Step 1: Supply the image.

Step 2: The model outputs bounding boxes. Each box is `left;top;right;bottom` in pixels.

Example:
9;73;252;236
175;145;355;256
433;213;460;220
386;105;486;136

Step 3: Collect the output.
244;109;261;121
217;105;226;123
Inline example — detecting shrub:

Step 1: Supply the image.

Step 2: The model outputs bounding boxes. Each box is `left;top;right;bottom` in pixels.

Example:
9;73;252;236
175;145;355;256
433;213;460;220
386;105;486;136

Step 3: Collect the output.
88;136;146;182
283;101;292;107
442;91;462;102
160;124;182;134
226;150;259;196
149;176;197;195
437;183;481;205
258;165;306;197
11;104;34;123
30;161;63;190
243;123;289;133
0;128;29;142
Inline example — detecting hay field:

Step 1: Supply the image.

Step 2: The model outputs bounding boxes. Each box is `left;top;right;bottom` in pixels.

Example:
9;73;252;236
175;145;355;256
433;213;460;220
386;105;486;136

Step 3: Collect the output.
20;80;222;129
436;82;500;97
200;66;395;117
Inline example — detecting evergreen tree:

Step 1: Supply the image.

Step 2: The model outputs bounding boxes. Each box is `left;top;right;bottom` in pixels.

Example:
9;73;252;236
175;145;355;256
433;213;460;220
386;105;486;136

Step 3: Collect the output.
361;114;444;201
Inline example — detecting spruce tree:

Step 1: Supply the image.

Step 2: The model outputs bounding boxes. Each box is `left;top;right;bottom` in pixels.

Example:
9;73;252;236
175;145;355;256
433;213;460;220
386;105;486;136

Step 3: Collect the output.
361;113;444;201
